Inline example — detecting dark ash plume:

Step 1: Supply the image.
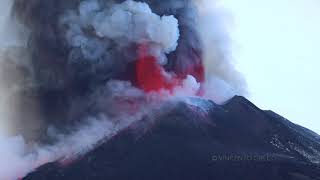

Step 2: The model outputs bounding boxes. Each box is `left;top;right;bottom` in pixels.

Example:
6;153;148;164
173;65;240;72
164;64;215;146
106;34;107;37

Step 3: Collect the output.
11;0;205;127
0;0;247;179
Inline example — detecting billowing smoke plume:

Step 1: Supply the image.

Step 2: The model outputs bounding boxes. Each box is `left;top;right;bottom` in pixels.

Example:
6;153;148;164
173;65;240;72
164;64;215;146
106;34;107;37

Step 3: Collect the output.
0;0;246;179
65;0;179;59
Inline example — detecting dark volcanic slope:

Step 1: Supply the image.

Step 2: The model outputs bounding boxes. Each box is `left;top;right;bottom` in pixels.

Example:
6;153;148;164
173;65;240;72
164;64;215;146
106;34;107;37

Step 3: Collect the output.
24;96;320;180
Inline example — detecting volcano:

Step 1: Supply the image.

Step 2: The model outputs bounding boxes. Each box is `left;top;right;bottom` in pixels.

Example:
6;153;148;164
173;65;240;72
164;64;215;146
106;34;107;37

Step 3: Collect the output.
23;96;320;180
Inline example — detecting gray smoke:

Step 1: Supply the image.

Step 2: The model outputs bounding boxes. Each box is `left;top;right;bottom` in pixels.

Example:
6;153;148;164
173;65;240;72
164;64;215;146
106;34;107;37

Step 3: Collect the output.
63;0;179;64
0;0;247;179
8;0;209;129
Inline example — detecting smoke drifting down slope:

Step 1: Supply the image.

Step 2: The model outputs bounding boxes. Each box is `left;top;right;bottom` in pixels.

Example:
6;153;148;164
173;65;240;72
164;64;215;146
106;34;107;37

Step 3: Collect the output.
0;0;247;179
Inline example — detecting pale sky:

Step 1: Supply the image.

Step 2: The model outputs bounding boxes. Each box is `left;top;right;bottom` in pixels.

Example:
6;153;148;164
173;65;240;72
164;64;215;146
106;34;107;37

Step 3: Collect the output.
221;0;320;134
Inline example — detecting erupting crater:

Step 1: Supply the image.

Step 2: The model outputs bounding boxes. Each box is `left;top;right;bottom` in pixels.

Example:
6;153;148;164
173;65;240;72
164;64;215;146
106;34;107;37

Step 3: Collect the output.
135;44;204;93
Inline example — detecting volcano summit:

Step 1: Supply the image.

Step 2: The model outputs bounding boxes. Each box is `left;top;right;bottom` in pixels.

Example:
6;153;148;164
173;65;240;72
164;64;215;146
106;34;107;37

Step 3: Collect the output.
24;96;320;180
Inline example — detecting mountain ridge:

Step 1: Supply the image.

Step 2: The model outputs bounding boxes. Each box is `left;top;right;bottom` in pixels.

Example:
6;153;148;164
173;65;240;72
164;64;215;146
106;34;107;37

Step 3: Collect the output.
23;96;320;180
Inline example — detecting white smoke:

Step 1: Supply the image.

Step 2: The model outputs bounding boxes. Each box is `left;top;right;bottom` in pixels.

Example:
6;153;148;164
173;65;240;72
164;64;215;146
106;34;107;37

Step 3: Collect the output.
0;109;151;180
195;0;247;102
0;77;198;180
172;75;201;97
0;0;248;179
0;118;115;180
63;0;180;63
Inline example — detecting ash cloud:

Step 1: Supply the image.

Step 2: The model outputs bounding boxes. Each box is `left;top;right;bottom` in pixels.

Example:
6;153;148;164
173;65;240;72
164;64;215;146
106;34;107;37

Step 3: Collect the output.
0;115;136;180
195;0;247;103
0;0;247;179
10;0;198;127
63;0;180;67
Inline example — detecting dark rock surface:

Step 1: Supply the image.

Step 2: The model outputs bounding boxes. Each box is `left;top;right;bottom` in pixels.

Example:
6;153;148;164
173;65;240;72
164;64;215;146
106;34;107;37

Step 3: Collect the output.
24;96;320;180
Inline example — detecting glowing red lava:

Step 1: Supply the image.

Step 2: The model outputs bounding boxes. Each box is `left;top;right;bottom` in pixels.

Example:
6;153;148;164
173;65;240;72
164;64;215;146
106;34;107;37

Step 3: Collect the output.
136;45;179;92
135;44;204;93
136;55;177;92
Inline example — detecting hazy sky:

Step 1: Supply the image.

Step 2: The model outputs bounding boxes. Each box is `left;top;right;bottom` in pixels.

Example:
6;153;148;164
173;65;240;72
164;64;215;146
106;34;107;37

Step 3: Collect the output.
221;0;320;134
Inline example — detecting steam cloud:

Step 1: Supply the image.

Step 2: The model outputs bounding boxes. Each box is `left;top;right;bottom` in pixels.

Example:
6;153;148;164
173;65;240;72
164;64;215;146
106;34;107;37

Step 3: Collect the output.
0;0;246;179
63;0;179;64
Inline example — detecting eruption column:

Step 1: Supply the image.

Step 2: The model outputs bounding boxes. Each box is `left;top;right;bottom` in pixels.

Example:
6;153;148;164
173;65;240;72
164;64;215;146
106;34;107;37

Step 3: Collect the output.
136;44;180;92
